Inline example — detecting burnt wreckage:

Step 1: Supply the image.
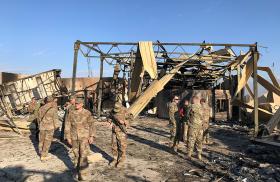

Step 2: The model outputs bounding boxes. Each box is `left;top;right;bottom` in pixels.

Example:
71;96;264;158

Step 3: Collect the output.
1;40;280;146
71;41;263;136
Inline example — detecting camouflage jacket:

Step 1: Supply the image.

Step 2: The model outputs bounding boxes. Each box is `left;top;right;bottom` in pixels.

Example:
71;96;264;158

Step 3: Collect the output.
202;103;211;130
38;102;59;131
65;108;96;141
111;107;128;133
188;104;203;129
168;101;178;122
28;101;40;115
64;104;75;121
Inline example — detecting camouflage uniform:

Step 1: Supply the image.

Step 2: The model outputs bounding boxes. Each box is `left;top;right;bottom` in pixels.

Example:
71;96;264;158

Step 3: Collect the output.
28;100;41;137
61;103;75;141
181;105;191;142
38;101;59;159
168;101;179;148
64;107;96;177
187;103;203;159
110;103;128;167
202;103;211;144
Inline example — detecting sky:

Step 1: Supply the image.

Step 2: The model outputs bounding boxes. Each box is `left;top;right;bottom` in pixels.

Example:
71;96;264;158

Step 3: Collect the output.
0;0;279;78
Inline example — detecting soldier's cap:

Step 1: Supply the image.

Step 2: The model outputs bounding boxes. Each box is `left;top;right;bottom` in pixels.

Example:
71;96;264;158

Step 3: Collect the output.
113;102;122;113
193;93;202;99
75;97;84;104
69;95;76;100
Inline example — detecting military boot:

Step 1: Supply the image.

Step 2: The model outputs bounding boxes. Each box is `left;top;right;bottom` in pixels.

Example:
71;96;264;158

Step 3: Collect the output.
116;156;126;168
40;155;51;162
187;150;193;160
197;153;202;160
109;158;117;167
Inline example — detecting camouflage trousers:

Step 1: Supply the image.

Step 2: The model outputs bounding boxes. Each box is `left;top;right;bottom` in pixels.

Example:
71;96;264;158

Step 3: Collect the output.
187;126;203;155
72;139;90;177
28;114;39;139
170;120;181;148
112;127;127;163
203;128;210;143
183;123;189;142
39;130;54;157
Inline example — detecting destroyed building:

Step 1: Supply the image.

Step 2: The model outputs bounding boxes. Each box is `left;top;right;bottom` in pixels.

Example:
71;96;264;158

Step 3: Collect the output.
1;40;280;181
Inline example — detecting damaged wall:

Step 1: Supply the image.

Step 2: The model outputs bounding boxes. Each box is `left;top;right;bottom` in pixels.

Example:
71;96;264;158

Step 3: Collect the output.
0;72;28;84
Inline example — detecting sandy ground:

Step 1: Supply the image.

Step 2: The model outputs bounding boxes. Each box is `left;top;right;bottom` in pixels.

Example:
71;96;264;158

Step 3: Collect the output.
0;116;279;182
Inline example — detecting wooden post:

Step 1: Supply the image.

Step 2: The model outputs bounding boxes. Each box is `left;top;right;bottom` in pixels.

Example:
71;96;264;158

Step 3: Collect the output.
237;65;242;121
97;56;104;117
253;47;259;137
71;42;80;94
212;87;216;122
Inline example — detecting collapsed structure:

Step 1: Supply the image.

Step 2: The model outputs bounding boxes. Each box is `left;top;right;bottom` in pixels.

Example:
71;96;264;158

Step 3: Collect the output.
71;41;260;134
1;40;280;146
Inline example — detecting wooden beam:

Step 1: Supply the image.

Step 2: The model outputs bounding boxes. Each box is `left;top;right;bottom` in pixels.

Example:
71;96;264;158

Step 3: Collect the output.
253;51;259;137
257;67;279;88
245;83;254;98
234;55;254;96
257;75;280;96
97;57;104;118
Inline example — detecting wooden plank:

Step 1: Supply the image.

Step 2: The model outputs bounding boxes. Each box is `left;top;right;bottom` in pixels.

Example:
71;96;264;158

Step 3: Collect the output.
245;83;254;98
232;99;273;115
257;75;280;96
257;67;279;88
128;59;190;118
253;51;259;137
234;54;255;96
266;107;280;134
139;41;158;79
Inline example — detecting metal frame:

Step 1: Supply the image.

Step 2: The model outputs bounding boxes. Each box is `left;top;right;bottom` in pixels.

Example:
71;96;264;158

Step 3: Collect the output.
71;40;259;136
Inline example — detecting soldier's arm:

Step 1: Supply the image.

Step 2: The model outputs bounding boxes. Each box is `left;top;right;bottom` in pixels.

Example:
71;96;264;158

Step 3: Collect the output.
64;112;71;140
87;113;96;138
113;114;125;125
53;108;60;129
37;109;42;124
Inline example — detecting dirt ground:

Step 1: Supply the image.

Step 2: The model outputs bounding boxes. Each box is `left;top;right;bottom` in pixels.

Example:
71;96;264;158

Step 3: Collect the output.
0;116;280;182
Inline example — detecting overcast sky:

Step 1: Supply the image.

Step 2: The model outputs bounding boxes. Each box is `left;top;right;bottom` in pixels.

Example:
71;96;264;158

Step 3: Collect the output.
0;0;279;78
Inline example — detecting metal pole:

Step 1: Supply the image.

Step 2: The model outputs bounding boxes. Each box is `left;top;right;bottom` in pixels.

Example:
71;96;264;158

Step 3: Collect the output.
253;47;259;137
71;42;80;94
97;56;104;117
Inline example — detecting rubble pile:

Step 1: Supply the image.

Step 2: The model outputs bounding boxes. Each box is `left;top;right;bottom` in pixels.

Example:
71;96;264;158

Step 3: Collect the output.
202;144;280;182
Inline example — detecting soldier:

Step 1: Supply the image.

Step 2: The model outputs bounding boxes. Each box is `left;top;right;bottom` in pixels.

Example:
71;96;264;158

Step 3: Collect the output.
27;97;41;139
38;96;59;161
64;97;95;181
179;99;191;142
60;96;76;141
187;94;203;160
109;102;129;168
168;95;179;151
200;98;211;144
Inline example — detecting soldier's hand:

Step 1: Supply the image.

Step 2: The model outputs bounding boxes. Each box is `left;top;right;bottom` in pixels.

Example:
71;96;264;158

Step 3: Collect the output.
67;139;72;145
88;136;94;144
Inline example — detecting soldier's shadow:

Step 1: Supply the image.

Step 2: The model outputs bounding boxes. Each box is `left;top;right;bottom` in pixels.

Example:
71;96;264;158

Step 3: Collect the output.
29;132;40;157
90;145;113;163
29;130;74;170
49;140;74;170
